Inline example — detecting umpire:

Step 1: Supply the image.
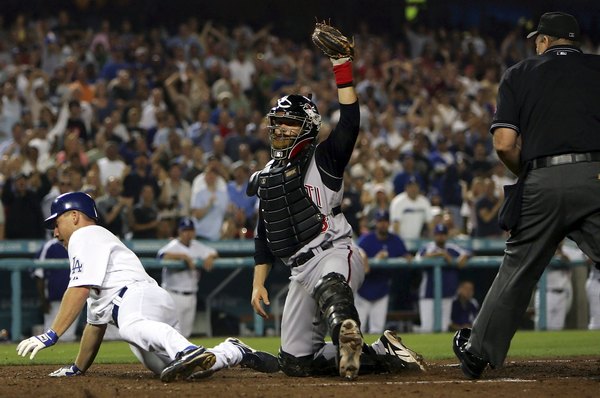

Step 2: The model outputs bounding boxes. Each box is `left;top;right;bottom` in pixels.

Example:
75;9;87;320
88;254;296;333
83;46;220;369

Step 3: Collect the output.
453;11;600;379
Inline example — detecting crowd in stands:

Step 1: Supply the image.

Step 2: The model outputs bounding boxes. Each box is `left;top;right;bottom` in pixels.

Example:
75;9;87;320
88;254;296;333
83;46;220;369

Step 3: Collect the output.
1;10;599;244
2;9;600;335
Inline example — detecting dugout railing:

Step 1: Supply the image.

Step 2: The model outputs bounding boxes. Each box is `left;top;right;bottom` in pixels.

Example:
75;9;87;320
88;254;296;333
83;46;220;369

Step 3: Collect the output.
0;251;587;341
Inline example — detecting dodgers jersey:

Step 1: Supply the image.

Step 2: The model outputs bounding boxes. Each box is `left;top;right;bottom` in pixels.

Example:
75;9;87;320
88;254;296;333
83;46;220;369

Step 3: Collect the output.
33;238;69;301
416;241;470;298
158;238;217;293
67;225;157;325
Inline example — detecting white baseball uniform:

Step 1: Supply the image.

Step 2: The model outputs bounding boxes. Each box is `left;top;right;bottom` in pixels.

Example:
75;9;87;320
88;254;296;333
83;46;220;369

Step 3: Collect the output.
158;238;217;337
586;266;600;330
534;243;582;330
67;225;240;374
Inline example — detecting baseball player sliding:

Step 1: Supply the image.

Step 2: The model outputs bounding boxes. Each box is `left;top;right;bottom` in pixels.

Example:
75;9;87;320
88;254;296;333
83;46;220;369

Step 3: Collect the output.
249;22;425;380
16;192;278;381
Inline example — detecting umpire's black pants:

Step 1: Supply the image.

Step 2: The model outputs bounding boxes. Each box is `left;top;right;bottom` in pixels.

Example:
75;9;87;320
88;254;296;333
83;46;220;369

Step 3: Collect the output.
467;161;600;368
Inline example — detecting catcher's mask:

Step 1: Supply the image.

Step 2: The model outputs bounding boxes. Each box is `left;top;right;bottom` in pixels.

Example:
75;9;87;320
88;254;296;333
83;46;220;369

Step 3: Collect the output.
267;94;321;160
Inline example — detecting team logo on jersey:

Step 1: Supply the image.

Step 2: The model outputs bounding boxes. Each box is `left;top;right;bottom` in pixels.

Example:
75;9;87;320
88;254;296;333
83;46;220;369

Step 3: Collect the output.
305;184;322;207
71;257;83;274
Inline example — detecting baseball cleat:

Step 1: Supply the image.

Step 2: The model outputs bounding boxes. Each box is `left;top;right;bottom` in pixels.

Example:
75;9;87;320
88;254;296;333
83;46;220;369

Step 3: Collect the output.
160;346;215;382
226;337;280;373
452;328;488;379
377;330;426;372
338;319;362;380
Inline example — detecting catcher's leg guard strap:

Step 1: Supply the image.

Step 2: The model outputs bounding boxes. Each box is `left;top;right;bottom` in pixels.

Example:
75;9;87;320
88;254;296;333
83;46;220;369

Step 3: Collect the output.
313;272;360;345
278;348;336;377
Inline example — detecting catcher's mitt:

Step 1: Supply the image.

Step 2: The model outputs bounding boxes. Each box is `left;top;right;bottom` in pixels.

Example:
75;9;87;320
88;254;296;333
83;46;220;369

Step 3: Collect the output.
311;21;354;60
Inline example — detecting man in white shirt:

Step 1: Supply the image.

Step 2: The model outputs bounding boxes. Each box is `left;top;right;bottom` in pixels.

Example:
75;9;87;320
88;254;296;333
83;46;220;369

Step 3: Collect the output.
158;218;218;337
389;177;433;239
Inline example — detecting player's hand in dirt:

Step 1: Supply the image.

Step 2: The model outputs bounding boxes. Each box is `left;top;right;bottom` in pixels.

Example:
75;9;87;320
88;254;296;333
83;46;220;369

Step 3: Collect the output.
49;363;84;377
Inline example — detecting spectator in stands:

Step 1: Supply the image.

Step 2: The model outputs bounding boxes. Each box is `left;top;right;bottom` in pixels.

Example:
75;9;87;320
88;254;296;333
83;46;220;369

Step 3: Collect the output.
355;210;412;334
449;280;479;332
33;238;79;341
55;131;89;170
362;184;391;233
472;178;504;238
129;183;160;239
122;151;160;204
158;217;218;337
190;165;229;241
225;160;256;237
187;107;218;153
389;176;433;240
392;152;425;195
64;99;92;146
460;176;485;236
416;223;470;332
469;140;493;178
139;87;166;131
96;139;127;187
0;187;5;240
158;159;191;219
0;121;26;157
41;169;72;235
1;81;22;137
1;173;46;239
96;176;133;238
341;170;364;237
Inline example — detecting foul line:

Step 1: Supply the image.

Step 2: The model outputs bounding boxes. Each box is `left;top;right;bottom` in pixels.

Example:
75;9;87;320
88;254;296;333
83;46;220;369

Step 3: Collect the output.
262;379;537;387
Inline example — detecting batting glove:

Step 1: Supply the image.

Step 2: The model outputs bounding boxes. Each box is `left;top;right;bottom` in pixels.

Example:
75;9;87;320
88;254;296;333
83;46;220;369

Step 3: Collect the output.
49;363;84;377
16;328;58;359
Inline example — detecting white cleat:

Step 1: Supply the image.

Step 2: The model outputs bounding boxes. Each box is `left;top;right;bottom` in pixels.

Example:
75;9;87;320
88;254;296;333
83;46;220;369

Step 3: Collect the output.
378;330;426;372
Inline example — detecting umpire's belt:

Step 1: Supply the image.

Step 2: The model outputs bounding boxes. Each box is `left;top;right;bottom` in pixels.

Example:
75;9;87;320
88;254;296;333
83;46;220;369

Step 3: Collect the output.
531;152;600;170
291;241;334;268
111;286;128;328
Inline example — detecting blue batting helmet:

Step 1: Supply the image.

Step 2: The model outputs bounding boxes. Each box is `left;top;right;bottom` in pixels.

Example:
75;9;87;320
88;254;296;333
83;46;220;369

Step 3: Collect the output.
44;191;99;229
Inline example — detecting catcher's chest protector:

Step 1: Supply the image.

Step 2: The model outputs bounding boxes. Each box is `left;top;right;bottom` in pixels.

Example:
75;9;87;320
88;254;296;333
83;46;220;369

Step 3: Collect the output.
257;146;323;257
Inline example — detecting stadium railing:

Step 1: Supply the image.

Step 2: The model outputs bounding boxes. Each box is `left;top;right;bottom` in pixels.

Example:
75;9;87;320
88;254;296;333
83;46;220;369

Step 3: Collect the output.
0;251;586;341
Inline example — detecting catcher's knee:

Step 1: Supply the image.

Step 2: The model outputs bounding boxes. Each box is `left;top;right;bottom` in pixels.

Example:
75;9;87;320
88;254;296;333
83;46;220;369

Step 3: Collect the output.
313;272;360;344
278;349;313;377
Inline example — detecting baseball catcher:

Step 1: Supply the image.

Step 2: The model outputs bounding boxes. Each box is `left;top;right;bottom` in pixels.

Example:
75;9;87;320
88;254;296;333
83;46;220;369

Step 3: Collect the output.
249;21;425;380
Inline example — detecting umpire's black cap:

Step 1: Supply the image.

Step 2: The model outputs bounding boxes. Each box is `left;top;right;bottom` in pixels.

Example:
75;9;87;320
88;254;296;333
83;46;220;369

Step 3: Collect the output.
527;12;580;41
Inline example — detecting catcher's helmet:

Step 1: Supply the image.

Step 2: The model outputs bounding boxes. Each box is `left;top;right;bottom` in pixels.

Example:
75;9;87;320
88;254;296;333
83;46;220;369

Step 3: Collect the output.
44;191;99;229
267;95;321;160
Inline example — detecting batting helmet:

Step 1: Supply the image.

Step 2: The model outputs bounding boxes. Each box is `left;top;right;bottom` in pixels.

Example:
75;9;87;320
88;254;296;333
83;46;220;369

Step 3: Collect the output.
44;191;99;229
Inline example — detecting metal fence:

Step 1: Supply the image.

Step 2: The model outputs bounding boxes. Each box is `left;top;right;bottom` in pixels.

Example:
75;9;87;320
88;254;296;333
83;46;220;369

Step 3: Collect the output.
0;253;585;341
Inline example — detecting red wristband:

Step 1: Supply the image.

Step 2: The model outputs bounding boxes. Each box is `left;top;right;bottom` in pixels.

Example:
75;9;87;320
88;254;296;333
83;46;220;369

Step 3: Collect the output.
333;61;353;88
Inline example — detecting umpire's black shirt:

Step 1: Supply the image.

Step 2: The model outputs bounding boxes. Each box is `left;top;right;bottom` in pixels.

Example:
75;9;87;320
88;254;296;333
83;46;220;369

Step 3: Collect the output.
490;45;600;162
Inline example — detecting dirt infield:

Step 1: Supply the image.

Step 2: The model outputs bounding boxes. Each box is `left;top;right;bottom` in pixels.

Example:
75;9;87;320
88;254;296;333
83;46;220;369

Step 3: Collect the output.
3;358;599;398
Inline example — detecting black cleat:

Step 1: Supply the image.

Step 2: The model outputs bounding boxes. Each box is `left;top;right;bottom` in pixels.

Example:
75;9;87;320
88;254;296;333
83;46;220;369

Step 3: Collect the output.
452;328;488;379
226;337;280;373
160;346;215;382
